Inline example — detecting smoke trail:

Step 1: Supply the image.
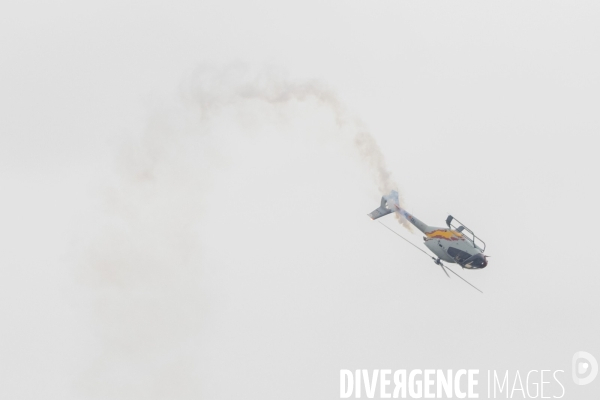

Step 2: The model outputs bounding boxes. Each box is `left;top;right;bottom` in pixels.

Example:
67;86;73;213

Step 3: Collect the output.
188;67;386;189
184;65;410;227
81;65;409;399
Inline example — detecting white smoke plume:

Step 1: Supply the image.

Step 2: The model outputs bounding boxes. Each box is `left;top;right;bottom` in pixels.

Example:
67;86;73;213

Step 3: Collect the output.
81;64;408;399
186;65;405;205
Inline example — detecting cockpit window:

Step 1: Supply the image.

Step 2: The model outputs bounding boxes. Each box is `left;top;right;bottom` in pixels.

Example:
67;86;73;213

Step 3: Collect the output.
447;247;472;263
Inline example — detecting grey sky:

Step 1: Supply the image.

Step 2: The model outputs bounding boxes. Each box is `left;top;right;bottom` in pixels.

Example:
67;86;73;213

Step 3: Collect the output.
1;1;599;399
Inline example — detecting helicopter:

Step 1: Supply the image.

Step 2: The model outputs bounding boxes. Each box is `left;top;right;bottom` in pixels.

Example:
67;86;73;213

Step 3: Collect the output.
368;191;488;292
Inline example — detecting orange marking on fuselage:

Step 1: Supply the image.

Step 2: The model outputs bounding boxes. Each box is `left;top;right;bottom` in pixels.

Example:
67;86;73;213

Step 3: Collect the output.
425;229;463;241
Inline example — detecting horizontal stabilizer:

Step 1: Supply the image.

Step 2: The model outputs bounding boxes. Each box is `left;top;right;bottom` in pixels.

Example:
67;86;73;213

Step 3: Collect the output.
368;207;392;220
368;194;397;220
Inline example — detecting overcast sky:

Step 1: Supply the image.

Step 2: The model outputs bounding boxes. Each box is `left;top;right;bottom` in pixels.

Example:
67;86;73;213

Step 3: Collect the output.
1;1;599;399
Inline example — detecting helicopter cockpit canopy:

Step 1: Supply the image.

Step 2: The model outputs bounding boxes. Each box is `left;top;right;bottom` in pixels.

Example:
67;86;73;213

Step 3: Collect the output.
446;215;486;252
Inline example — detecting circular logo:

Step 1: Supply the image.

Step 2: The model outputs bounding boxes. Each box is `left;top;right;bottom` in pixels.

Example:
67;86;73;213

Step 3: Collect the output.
572;351;598;385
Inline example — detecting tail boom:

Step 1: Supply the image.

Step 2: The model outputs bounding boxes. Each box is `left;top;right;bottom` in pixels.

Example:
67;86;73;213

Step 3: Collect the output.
367;191;432;234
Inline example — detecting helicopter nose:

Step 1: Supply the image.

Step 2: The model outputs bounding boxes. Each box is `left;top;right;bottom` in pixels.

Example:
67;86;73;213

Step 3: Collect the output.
464;253;488;268
481;256;488;268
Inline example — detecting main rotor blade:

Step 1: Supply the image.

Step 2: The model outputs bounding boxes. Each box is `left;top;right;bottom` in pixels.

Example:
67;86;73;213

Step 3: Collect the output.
440;262;483;294
439;263;450;278
377;221;432;258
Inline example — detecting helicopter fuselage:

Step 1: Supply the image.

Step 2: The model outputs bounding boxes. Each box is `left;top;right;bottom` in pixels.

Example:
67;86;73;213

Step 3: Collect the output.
422;228;486;268
367;191;489;269
368;191;488;292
